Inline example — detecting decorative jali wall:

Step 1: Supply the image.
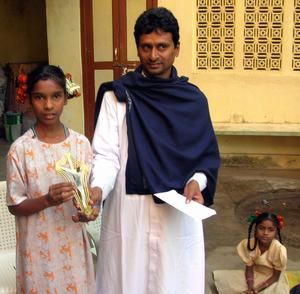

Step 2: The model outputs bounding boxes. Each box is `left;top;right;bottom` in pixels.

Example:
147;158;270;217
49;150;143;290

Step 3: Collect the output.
293;0;300;70
196;0;235;69
196;0;300;71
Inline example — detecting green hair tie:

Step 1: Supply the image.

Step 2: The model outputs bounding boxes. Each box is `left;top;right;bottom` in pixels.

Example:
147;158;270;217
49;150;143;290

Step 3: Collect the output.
247;214;257;223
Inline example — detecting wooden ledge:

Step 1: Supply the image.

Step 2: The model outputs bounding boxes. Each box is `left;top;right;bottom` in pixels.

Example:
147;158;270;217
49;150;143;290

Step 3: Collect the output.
213;123;300;136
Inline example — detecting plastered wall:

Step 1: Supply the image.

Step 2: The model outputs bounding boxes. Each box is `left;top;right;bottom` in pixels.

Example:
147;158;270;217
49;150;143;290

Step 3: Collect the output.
45;0;84;134
159;0;300;168
159;0;300;124
0;0;48;64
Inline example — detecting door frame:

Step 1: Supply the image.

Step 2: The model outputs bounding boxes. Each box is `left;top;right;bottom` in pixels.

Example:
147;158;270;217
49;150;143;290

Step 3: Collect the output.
80;0;157;140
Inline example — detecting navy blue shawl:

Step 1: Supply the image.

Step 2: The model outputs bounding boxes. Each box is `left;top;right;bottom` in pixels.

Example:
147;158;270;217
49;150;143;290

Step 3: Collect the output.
94;66;220;206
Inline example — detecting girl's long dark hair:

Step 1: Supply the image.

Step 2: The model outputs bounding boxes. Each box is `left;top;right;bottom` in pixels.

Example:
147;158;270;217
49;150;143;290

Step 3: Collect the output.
247;212;283;251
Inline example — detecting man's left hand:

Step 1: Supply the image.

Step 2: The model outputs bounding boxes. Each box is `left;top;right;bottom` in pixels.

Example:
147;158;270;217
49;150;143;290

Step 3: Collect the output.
183;180;204;204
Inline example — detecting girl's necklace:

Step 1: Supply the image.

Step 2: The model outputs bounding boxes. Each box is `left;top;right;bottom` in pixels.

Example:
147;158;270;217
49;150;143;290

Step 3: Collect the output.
31;124;69;143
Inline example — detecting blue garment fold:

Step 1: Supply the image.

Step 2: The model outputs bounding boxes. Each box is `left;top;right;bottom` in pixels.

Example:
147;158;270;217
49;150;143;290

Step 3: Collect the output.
95;66;220;206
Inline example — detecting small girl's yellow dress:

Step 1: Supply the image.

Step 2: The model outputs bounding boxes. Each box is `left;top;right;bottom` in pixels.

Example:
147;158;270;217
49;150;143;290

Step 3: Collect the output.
213;238;289;294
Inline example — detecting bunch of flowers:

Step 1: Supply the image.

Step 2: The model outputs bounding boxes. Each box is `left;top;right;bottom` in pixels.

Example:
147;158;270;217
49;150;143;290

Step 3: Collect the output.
16;70;28;104
65;73;81;99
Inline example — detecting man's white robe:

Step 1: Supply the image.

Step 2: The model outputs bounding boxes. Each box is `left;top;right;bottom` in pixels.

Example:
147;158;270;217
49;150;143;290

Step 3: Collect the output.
92;91;205;294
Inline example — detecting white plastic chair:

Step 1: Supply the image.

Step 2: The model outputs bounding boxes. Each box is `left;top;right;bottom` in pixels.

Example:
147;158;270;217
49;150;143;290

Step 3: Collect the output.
0;180;16;293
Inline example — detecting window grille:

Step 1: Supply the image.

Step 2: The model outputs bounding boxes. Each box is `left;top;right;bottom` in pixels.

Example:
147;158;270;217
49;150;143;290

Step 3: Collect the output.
195;0;296;71
196;0;235;70
293;0;300;70
244;0;283;70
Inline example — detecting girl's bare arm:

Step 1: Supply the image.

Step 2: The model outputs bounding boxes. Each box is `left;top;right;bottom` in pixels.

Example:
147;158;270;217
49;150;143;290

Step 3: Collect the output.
8;182;75;216
254;269;281;293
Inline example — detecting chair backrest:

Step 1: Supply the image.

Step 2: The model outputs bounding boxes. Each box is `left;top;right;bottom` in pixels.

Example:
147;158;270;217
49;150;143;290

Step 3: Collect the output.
0;181;16;250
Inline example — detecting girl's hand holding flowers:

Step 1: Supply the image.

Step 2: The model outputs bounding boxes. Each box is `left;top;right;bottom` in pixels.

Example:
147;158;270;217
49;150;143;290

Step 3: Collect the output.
46;182;75;206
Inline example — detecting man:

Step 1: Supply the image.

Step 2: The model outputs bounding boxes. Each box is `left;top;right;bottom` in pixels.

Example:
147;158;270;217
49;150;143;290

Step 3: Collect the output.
91;7;220;294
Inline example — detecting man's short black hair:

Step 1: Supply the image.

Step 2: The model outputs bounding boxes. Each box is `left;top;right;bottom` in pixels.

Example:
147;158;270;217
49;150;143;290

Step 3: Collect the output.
134;7;180;47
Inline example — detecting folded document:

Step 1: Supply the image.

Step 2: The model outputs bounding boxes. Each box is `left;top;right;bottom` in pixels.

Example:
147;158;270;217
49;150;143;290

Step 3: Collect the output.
154;190;216;221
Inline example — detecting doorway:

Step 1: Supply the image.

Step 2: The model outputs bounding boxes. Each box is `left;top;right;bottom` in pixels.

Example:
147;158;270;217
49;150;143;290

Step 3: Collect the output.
0;0;48;179
80;0;157;140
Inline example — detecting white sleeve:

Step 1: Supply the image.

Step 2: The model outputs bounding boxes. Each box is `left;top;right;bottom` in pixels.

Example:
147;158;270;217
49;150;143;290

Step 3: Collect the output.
91;91;120;201
187;172;207;192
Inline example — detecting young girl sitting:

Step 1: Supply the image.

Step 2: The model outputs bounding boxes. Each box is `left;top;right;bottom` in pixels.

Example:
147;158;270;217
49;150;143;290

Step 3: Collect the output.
213;211;289;294
6;65;98;293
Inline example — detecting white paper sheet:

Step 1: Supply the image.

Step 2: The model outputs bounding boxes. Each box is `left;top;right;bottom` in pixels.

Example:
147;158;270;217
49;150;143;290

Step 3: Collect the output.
154;190;216;221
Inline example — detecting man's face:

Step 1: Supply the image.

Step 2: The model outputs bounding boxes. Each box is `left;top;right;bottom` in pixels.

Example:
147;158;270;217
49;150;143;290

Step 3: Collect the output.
137;30;180;79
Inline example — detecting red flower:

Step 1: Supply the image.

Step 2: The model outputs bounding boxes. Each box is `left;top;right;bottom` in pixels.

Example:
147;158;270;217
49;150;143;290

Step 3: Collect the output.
16;71;28;104
277;215;285;230
18;73;27;84
255;210;262;217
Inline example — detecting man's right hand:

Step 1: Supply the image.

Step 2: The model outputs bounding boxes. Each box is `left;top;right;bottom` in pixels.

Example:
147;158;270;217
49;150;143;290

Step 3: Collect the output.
90;186;102;205
72;186;102;223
